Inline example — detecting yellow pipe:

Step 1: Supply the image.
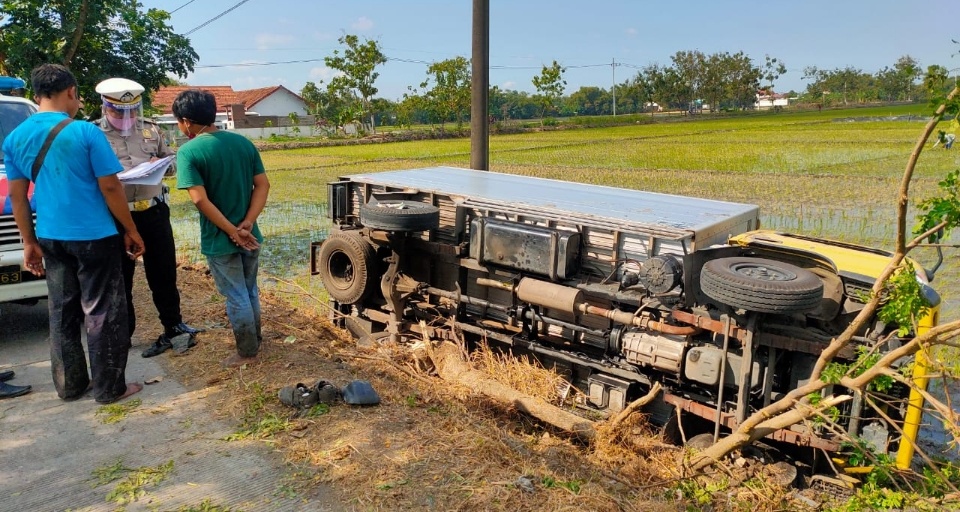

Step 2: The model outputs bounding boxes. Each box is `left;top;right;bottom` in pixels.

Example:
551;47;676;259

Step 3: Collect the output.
895;308;938;469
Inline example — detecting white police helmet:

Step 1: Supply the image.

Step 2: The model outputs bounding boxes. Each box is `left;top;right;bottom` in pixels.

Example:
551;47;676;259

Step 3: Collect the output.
95;77;145;136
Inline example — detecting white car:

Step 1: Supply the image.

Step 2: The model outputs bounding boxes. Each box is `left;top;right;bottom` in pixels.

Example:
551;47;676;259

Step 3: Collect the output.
0;92;45;304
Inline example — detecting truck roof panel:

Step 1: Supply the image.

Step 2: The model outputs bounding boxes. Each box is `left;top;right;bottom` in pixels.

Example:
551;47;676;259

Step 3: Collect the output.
342;167;760;245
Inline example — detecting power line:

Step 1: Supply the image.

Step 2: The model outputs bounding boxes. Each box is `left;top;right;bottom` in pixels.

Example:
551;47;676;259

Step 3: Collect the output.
196;56;638;72
197;58;325;69
169;0;197;14
184;0;252;36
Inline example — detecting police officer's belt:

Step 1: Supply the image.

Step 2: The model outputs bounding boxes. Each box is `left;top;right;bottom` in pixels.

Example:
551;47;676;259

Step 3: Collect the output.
128;190;169;212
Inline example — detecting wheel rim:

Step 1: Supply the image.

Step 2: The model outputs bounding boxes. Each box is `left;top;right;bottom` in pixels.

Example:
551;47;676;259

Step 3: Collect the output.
327;251;355;289
376;201;415;210
729;262;797;282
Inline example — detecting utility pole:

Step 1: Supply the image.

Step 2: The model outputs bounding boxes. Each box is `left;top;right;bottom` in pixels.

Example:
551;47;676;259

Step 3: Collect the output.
470;0;489;171
610;58;623;116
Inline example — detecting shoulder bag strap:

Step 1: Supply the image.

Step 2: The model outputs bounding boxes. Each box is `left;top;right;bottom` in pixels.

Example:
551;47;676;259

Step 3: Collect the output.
31;118;74;182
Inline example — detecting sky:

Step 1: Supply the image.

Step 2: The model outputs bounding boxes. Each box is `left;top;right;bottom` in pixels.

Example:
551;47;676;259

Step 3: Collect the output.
139;0;959;100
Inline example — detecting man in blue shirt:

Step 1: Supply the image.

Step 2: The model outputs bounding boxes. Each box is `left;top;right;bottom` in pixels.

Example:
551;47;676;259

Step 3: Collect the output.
4;64;145;404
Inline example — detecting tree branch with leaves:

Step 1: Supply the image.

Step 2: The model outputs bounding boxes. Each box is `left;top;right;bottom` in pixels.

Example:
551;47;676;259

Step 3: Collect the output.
688;82;960;489
0;0;196;109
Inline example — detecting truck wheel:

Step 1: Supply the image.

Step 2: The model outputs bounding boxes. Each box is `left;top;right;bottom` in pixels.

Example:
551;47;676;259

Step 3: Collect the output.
317;231;376;305
700;257;823;314
360;200;440;232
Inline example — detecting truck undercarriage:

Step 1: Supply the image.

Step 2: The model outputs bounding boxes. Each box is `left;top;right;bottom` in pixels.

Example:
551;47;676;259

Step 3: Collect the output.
311;166;939;472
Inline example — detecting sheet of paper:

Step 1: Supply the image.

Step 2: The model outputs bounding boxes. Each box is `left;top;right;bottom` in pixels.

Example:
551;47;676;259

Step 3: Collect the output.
120;169;169;186
118;155;174;182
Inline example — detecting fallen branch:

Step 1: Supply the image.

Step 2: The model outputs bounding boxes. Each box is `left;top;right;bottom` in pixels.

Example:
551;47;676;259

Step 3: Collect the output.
608;382;663;431
431;341;596;440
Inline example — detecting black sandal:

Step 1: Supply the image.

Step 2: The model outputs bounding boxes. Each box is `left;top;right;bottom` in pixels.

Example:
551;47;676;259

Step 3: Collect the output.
278;383;319;408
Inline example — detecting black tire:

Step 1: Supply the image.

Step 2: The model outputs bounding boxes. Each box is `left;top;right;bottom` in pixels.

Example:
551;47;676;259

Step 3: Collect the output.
360;200;440;232
700;257;823;314
317;231;377;304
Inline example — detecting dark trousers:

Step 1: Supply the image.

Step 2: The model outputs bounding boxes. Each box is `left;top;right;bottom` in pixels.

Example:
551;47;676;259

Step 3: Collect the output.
121;201;183;336
40;235;130;403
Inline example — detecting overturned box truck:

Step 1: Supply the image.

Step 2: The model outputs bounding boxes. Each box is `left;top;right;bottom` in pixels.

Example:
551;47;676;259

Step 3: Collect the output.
311;166;940;471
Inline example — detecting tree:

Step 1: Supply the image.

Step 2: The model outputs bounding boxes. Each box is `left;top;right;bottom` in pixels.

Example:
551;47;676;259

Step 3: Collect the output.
488;85;508;121
646;64;690;113
671;50;706;113
0;0;197;109
725;51;762;110
287;111;300;136
688;72;960;502
924;64;951;97
301;80;349;124
630;72;655;115
420;56;471;131
698;52;728;113
803;66;873;106
876;55;922;102
324;34;387;133
761;54;786;94
368;97;395;127
532;60;566;125
760;54;786;110
566;86;609;116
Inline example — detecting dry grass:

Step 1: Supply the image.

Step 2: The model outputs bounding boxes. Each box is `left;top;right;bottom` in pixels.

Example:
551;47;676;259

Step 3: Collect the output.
133;265;807;511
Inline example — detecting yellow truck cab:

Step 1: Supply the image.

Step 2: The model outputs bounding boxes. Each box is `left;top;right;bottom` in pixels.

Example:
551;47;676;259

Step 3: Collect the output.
729;229;939;470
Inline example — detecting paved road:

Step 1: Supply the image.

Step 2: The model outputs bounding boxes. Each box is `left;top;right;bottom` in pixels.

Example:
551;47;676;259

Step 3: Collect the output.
0;300;343;512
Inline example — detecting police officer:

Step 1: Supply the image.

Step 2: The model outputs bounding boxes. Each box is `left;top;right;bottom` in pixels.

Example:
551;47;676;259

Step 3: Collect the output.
95;77;198;357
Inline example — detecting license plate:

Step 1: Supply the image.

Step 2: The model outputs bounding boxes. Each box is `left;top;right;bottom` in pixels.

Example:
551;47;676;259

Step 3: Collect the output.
0;265;21;285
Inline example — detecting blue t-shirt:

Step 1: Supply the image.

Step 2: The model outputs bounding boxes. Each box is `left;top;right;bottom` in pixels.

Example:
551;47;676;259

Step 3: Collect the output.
2;112;123;241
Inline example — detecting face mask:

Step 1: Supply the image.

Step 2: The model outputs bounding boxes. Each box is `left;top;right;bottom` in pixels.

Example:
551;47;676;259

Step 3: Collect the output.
107;115;135;132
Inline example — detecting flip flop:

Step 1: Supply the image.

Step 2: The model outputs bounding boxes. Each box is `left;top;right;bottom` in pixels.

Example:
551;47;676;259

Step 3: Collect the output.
341;380;380;406
314;380;341;404
278;383;318;408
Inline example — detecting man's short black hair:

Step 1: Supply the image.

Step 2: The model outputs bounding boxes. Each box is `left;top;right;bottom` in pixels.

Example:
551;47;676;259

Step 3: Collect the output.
30;64;77;99
172;89;218;126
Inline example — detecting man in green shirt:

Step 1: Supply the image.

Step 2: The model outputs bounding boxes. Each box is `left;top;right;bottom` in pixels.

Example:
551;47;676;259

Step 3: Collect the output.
173;89;270;367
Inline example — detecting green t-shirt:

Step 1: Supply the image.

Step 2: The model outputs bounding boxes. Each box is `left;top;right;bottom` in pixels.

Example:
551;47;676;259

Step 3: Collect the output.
176;131;266;256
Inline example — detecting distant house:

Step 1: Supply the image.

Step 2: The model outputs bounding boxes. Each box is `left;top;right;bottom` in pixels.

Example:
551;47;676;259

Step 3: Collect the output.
149;84;311;139
234;85;308;118
755;91;789;110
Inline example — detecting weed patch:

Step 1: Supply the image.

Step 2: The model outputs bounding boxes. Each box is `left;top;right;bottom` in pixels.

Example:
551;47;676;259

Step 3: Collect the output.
93;459;174;505
172;499;240;512
95;398;142;424
222;383;292;440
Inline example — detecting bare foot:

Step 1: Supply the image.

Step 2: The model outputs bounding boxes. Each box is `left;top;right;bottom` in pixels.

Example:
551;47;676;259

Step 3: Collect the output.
221;353;259;368
99;383;143;404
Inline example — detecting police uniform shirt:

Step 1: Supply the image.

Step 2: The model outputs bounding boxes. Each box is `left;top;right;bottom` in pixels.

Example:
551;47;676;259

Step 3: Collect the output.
101;120;172;203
